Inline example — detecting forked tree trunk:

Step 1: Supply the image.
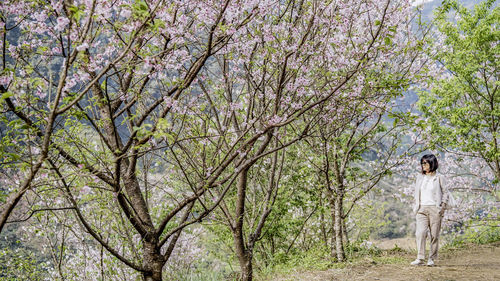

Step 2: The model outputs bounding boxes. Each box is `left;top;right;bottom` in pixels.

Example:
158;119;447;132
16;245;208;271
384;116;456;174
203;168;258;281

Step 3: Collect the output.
235;250;253;281
142;241;164;281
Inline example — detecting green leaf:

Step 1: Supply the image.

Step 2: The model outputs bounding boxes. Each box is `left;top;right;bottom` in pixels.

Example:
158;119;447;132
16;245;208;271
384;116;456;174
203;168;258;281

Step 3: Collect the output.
384;37;392;46
1;92;14;100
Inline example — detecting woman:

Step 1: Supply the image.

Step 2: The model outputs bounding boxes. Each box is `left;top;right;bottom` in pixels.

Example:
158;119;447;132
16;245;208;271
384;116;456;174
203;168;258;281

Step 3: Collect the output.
410;154;450;266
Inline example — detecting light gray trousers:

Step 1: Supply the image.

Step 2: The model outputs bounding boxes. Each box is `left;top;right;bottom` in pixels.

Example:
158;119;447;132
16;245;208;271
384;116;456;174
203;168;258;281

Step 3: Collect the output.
415;205;443;260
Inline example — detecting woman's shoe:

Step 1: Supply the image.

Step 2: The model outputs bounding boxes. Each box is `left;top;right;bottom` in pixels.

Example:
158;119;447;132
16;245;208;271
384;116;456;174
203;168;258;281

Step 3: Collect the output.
410;259;425;265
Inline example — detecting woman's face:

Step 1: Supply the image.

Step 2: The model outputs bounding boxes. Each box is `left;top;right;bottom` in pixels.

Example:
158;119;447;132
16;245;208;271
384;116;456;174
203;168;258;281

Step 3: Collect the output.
421;161;430;173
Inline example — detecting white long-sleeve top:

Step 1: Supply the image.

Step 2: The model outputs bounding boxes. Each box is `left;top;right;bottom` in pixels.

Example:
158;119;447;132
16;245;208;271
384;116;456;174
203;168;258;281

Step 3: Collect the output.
420;174;437;205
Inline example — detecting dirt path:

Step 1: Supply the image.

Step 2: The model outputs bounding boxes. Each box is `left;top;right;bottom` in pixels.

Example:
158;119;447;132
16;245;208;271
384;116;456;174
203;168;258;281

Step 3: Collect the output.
271;241;500;281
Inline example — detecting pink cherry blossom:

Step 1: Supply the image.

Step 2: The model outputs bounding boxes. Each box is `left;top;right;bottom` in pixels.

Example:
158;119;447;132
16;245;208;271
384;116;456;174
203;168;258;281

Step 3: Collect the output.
76;42;89;51
54;16;70;32
120;8;131;18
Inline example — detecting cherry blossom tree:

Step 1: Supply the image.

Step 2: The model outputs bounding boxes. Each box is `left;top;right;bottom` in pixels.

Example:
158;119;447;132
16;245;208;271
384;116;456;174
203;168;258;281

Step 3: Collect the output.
303;73;429;261
1;0;281;279
199;0;433;276
0;0;439;280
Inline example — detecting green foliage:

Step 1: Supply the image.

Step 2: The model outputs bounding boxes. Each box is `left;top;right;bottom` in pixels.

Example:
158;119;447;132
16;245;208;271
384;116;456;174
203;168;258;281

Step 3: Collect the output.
69;5;85;22
257;240;412;279
0;246;48;280
131;0;150;19
446;219;500;248
349;200;393;241
259;245;336;277
371;204;411;239
417;0;499;179
344;240;382;258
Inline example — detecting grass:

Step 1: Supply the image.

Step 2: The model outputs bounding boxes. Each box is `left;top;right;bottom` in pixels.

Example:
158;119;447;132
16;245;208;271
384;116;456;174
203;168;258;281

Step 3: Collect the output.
255;242;415;280
243;226;500;280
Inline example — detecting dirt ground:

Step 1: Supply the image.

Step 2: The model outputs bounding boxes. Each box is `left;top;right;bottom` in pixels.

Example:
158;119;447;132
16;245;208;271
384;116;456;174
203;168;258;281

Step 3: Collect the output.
271;240;500;281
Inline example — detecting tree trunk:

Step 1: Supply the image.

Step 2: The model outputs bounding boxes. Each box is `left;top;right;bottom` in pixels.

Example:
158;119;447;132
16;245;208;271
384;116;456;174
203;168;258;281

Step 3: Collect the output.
330;201;337;259
142;241;164;281
122;169;154;228
233;224;254;281
342;211;349;246
233;168;254;281
235;250;253;281
334;195;345;262
319;194;329;249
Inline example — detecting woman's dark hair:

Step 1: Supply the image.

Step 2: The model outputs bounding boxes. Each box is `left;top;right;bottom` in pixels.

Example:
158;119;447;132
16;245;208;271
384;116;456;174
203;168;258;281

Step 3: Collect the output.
420;154;438;174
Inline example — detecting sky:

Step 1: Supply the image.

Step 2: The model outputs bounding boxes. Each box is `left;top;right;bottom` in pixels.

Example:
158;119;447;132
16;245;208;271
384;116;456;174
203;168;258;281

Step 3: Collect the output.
412;0;435;6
